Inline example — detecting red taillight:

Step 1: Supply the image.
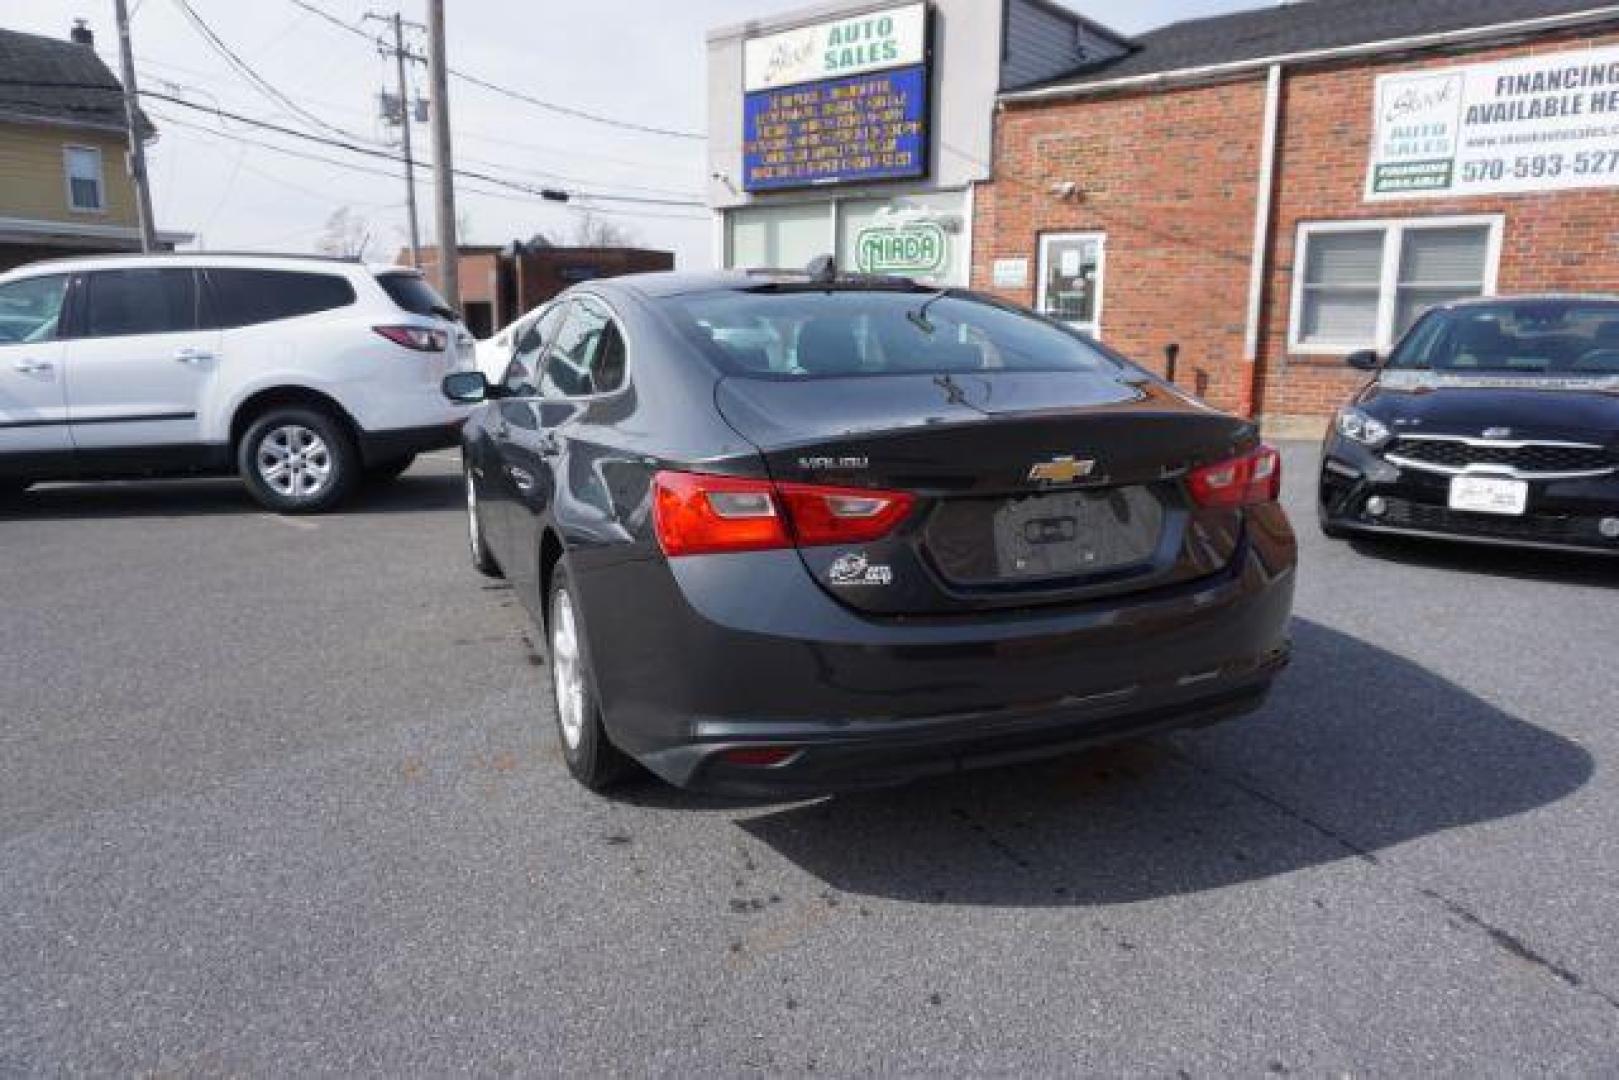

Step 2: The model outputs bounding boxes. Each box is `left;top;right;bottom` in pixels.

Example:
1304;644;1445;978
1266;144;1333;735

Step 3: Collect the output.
653;473;788;556
1187;445;1282;508
652;471;914;556
374;325;449;352
776;482;915;546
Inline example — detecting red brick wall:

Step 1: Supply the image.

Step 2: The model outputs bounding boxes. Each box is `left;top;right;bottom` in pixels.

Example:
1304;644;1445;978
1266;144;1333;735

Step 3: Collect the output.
1257;27;1619;423
974;80;1266;413
973;24;1619;424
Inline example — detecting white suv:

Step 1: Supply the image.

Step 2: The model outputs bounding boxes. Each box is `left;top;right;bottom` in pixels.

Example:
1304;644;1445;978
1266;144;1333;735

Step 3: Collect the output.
0;253;472;512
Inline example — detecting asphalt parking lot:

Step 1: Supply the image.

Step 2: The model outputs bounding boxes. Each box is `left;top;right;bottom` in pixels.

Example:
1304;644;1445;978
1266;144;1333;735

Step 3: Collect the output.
2;443;1617;1075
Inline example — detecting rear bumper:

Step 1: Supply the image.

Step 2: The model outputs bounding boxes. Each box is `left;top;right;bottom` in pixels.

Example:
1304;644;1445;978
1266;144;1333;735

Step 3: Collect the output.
357;421;463;466
575;512;1297;796
1319;435;1619;556
642;652;1287;797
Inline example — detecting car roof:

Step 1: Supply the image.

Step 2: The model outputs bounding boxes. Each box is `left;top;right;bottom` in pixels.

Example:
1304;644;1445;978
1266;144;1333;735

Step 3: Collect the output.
1442;293;1619;309
0;252;417;281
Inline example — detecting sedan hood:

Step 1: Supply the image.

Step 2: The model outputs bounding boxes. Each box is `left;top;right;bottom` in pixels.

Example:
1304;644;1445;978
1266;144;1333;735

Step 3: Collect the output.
1363;378;1619;444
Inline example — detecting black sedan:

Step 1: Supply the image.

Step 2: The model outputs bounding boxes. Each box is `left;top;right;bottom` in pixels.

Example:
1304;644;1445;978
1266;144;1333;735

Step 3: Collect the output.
442;271;1296;796
1320;296;1619;555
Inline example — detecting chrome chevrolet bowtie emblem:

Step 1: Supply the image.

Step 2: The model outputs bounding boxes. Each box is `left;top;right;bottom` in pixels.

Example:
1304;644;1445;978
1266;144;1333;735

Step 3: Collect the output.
1028;455;1096;485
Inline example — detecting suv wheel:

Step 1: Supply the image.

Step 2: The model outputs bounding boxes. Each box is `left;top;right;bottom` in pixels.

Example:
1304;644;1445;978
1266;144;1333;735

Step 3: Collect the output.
238;407;358;514
548;560;632;791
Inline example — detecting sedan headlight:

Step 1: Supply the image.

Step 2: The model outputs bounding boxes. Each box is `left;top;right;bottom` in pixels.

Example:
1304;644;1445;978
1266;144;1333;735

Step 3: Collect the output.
1335;407;1392;448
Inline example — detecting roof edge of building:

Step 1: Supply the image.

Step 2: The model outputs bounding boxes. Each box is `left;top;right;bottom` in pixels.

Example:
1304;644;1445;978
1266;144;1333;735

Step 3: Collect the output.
999;4;1619;105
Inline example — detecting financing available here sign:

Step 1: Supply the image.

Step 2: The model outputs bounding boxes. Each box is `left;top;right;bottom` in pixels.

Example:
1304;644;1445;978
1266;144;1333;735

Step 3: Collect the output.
1368;44;1619;200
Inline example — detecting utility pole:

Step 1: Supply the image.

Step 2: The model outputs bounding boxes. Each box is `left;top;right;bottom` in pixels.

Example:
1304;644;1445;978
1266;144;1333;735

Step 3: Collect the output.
427;0;459;308
365;11;424;268
112;0;158;252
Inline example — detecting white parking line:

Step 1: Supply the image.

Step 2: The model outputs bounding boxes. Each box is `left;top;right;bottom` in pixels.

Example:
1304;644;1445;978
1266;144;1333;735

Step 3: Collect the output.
262;514;318;531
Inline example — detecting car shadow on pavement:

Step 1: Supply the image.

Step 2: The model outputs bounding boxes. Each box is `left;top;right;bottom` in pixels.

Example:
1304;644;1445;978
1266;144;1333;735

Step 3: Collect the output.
1345;534;1619;589
0;471;461;521
734;618;1593;906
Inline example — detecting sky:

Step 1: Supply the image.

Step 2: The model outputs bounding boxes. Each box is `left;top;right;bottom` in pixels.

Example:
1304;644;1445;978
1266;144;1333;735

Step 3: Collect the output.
7;0;1269;267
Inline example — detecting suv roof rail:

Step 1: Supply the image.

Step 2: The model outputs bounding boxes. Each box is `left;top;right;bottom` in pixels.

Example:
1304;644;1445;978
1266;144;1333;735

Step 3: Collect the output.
14;251;370;268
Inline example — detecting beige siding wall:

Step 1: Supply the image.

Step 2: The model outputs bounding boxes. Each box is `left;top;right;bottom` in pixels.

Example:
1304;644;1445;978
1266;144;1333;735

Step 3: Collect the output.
0;122;137;227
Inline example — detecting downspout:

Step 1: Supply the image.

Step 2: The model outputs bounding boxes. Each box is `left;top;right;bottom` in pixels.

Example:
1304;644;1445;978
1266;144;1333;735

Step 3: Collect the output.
1241;63;1284;420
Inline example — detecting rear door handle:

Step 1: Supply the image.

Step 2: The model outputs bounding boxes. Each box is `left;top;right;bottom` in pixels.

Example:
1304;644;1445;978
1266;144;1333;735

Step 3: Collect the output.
508;466;536;492
11;359;53;374
174;347;216;364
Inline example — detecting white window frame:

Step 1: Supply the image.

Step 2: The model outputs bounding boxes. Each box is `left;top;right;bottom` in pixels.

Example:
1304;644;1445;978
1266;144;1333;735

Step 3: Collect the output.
1037;231;1107;338
63;145;106;213
1288;215;1504;356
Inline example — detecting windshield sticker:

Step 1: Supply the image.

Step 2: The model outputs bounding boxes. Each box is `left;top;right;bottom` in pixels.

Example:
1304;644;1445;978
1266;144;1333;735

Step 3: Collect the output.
829;553;893;587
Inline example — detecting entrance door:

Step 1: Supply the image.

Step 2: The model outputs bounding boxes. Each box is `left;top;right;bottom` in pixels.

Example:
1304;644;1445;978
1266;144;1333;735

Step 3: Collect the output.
1037;233;1105;338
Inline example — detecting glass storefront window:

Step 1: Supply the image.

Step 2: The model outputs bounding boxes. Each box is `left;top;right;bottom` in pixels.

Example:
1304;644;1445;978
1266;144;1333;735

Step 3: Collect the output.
836;193;966;287
728;204;831;271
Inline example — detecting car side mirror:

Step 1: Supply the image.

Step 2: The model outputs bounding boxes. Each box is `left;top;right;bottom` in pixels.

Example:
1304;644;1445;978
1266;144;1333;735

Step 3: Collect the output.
442;370;491;404
1345;349;1381;371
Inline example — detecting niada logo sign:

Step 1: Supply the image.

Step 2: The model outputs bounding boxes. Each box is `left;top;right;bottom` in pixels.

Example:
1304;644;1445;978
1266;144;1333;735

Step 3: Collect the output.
744;2;927;92
856;220;947;275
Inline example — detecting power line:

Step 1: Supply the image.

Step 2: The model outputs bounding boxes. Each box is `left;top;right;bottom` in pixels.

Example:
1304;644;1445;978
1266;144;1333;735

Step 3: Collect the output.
168;0;388;148
282;0;706;141
0;78;708;211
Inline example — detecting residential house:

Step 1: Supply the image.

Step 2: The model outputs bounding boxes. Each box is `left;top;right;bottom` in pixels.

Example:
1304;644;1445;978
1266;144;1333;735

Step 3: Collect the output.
0;21;189;274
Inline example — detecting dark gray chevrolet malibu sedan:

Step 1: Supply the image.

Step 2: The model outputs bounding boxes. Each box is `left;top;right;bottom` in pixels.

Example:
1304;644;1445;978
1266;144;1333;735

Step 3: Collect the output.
442;270;1296;797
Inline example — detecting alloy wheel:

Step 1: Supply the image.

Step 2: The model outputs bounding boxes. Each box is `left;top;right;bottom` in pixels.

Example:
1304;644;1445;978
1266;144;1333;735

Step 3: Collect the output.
256;425;332;499
551;588;585;751
466;469;482;559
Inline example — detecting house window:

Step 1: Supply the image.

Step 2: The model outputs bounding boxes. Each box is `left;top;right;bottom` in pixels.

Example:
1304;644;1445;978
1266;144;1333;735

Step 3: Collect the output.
1290;216;1501;354
1037;232;1105;338
64;146;105;212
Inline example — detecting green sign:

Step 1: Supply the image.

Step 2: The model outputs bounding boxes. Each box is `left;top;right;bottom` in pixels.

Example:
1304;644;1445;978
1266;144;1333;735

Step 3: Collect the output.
855;221;947;275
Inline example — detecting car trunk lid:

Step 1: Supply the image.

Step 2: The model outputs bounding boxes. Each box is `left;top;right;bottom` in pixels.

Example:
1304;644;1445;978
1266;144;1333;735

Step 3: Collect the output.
715;371;1256;615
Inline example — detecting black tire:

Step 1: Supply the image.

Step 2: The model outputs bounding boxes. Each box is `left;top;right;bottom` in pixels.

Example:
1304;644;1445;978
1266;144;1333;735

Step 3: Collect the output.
546;560;633;792
464;462;502;578
365;454;417;483
237;406;360;514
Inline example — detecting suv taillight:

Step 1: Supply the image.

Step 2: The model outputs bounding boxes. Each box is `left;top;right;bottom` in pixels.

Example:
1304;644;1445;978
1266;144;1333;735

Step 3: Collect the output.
374;325;448;352
652;471;914;557
1187;445;1281;508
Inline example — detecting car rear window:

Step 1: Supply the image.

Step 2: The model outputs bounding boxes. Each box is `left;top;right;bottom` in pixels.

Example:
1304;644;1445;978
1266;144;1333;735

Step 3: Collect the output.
375;271;451;317
658;289;1123;380
207;269;356;328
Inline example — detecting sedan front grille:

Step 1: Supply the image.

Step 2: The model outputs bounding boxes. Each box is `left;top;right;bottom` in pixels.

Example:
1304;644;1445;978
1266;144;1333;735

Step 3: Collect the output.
1379;498;1616;545
1389;438;1618;477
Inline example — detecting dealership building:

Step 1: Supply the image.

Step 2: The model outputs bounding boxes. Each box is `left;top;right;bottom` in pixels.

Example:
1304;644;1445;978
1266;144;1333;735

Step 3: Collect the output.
707;0;1619;429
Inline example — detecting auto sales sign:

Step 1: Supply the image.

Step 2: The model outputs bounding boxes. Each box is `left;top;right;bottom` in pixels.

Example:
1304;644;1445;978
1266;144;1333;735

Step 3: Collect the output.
742;3;931;191
1368;44;1619;200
